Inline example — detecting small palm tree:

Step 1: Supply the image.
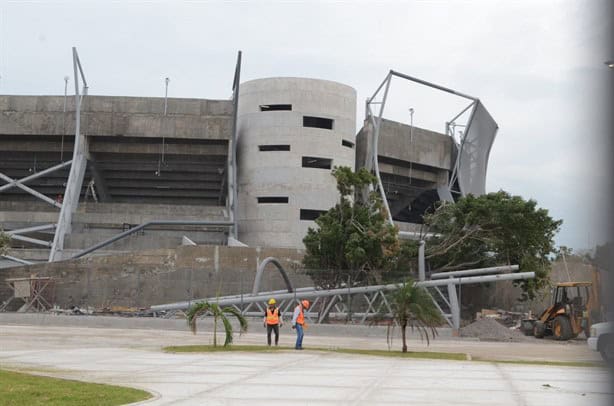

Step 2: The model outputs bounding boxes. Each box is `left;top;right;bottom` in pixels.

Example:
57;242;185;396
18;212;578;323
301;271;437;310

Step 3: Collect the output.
390;279;444;352
186;301;248;347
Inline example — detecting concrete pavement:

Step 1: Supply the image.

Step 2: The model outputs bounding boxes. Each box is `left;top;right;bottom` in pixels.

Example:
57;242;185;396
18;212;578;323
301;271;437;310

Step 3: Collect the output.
0;323;611;405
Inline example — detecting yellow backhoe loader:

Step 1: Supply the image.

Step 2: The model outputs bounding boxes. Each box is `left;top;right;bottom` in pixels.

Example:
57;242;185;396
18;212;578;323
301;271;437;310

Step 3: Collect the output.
533;282;595;340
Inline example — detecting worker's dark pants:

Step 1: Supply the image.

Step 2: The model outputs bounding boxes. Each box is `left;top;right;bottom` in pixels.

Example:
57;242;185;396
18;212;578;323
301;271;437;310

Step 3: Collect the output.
267;324;280;346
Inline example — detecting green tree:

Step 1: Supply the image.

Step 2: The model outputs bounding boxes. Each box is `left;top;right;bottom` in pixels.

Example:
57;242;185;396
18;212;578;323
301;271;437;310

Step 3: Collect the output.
389;279;443;352
186;301;248;347
302;166;401;289
421;191;562;300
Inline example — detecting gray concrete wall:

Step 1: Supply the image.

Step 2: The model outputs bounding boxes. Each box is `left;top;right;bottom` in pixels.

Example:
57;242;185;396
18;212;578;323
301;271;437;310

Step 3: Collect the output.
0;246;309;309
237;77;357;249
0;95;232;140
356;118;454;171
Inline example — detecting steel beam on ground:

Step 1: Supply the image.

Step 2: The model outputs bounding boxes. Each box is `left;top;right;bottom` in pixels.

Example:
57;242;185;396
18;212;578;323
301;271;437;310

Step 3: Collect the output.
430;265;519;279
416;271;534;287
151;271;535;312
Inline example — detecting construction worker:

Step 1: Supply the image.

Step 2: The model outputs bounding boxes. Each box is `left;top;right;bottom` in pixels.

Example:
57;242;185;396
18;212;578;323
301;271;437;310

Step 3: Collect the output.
263;298;282;346
291;299;309;350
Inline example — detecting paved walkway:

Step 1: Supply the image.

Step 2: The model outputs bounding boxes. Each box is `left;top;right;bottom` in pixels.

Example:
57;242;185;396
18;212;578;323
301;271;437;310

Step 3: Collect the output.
0;325;611;405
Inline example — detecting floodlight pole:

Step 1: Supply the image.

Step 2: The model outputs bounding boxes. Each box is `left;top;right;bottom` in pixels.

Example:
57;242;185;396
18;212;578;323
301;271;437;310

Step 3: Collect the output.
164;77;170;115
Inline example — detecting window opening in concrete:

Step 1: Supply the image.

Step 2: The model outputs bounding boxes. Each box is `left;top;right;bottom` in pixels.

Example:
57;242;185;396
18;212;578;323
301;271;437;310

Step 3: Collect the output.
303;116;334;130
302;156;332;169
342;139;354;148
260;104;292;111
300;209;327;221
259;145;291;151
258;196;289;204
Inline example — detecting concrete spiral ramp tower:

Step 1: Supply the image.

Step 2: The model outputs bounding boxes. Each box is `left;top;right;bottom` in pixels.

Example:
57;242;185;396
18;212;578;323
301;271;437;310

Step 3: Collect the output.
237;78;356;248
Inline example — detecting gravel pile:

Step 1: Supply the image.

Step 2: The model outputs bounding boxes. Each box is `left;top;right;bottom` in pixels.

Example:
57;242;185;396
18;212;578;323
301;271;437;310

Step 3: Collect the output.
460;317;528;342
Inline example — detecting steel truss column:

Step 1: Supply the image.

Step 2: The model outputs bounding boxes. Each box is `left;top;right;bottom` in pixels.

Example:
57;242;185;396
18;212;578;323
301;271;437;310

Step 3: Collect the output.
49;47;89;262
447;283;460;331
228;50;242;239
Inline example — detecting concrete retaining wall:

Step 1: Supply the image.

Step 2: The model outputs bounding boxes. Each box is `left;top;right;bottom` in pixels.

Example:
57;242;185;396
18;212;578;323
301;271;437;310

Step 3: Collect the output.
0;246;309;310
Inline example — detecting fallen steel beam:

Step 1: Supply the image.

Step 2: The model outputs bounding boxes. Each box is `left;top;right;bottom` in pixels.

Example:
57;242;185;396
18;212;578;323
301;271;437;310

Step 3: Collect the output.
430;265;519;279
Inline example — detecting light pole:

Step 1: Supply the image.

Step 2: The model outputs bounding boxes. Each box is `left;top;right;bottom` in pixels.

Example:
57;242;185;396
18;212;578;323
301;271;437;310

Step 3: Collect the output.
61;76;69;161
409;108;414;184
164;77;170;115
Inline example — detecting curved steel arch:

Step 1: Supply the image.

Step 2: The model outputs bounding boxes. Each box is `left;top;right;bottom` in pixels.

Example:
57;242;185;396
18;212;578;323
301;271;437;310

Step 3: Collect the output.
252;257;294;296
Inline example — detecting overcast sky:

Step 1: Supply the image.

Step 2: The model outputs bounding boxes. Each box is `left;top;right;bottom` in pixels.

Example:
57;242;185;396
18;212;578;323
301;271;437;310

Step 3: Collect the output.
1;0;611;250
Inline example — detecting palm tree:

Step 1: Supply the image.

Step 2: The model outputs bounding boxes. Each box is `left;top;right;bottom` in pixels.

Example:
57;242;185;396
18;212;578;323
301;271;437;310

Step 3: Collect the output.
390;279;444;352
186;301;248;347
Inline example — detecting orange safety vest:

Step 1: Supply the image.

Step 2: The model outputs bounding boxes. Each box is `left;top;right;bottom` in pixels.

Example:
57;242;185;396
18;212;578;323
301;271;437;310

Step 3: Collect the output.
266;307;280;325
296;305;304;325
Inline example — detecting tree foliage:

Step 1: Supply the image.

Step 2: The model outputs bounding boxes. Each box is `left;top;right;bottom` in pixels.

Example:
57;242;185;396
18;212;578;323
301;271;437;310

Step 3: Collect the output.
421;191;562;300
0;230;10;255
302;166;401;289
186;301;248;347
389;279;443;352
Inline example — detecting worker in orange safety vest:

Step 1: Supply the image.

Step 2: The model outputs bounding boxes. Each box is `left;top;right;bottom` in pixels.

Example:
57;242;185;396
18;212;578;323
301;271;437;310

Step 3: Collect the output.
291;299;310;350
263;298;283;346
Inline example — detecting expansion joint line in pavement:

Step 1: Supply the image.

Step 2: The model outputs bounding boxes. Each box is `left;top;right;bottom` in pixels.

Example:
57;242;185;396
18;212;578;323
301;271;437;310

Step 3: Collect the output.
494;363;527;406
163;352;327;405
348;357;399;405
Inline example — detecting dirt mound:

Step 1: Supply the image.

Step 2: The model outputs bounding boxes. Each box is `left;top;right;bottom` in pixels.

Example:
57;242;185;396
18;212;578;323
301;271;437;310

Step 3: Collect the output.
460;317;528;342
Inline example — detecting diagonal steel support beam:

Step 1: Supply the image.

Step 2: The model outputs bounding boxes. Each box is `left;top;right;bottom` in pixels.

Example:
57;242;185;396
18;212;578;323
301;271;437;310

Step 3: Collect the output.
10;234;53;247
1;255;35;265
0;172;62;209
0;160;72;193
6;224;56;236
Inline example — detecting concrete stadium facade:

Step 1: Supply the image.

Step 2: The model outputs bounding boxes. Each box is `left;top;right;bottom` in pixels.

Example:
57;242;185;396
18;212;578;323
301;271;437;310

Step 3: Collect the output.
0;73;494;266
237;78;356;248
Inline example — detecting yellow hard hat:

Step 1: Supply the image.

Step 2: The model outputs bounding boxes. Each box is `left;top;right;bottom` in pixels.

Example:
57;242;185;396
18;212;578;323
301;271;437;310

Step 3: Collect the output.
268;298;276;305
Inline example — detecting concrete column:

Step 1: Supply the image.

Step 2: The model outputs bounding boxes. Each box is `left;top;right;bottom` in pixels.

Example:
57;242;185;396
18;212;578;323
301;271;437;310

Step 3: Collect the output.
236;77;356;248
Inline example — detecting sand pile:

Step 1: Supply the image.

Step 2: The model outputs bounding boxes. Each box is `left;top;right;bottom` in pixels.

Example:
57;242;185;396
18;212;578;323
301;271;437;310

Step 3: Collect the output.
460;317;528;342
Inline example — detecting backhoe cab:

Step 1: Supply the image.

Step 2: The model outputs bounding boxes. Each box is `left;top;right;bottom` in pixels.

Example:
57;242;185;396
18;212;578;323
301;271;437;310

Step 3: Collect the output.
533;282;592;340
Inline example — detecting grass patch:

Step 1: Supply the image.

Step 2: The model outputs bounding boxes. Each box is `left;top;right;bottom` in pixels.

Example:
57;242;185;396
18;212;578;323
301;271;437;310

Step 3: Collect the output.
163;345;605;367
165;344;290;353
324;347;467;361
476;358;605;368
163;344;466;360
0;369;152;406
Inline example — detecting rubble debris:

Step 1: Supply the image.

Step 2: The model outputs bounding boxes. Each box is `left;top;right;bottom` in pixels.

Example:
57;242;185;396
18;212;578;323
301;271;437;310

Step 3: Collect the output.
460;317;529;342
475;308;528;328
